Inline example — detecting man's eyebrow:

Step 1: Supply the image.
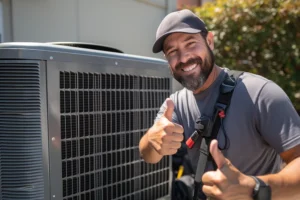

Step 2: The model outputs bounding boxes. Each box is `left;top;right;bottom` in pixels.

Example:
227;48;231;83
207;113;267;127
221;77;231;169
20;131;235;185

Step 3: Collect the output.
164;44;173;53
183;35;196;42
164;35;197;53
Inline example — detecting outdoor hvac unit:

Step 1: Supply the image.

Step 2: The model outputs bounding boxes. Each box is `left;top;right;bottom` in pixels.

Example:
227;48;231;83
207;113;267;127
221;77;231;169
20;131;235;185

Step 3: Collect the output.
0;43;172;200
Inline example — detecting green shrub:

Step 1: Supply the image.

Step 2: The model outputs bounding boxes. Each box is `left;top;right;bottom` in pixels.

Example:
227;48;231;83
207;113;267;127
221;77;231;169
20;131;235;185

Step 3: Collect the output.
194;0;300;111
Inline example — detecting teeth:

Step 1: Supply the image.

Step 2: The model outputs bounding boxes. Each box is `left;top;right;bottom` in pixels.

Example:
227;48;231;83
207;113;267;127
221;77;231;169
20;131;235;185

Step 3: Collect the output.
182;64;197;72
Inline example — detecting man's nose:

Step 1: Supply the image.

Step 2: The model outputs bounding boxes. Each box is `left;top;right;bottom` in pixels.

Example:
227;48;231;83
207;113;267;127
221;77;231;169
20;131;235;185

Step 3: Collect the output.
178;51;191;64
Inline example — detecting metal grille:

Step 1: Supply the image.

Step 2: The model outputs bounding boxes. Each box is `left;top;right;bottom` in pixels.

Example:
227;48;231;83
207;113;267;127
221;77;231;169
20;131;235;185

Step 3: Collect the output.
60;72;171;200
0;62;44;200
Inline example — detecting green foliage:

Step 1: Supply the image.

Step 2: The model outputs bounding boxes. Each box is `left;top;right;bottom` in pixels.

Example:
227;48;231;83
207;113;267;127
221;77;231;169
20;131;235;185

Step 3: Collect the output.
194;0;300;111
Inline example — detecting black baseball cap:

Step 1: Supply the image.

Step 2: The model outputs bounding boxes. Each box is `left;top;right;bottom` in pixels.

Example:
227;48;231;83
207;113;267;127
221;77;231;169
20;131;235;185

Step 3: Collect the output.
152;9;207;53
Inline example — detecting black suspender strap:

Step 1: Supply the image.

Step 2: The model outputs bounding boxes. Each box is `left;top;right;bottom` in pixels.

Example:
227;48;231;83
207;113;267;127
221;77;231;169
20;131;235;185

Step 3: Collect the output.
210;70;244;150
186;70;244;200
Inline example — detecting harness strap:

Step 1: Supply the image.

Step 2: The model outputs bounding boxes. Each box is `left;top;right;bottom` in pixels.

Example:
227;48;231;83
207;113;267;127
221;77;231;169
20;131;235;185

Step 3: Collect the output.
189;70;244;200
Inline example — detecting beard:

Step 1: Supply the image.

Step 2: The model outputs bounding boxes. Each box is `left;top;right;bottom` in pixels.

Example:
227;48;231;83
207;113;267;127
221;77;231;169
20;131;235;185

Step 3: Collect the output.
172;44;215;91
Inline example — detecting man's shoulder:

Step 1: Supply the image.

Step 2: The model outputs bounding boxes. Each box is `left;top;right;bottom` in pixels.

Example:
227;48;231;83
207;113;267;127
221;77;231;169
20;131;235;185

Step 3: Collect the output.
169;88;195;108
235;71;271;92
222;69;275;104
170;88;193;100
240;71;269;82
225;69;269;84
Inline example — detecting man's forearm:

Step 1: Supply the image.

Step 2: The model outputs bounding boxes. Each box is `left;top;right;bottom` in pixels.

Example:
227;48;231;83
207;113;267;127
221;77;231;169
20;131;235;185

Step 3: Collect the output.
258;157;300;200
139;131;163;164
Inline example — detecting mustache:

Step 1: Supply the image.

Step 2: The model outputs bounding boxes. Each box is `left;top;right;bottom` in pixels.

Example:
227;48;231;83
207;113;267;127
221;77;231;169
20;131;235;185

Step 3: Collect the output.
175;57;203;70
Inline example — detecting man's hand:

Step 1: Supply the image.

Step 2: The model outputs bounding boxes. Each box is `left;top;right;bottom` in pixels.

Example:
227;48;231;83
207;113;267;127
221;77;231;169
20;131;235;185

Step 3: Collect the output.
202;140;256;200
147;98;184;155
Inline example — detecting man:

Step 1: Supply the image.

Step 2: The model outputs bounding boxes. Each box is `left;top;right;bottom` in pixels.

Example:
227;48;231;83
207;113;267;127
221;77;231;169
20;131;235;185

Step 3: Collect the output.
139;9;300;200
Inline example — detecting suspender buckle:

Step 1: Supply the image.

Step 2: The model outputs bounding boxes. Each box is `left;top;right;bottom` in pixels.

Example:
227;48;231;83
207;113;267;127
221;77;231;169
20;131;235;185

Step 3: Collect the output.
195;115;213;138
215;103;227;119
186;115;213;149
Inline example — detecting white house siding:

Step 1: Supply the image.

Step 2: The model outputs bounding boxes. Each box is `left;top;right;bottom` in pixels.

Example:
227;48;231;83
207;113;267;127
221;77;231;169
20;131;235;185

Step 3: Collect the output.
7;0;177;58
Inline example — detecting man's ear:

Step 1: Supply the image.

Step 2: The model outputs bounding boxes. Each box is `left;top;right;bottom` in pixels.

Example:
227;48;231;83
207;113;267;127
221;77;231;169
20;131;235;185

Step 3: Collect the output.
167;64;174;75
206;31;214;51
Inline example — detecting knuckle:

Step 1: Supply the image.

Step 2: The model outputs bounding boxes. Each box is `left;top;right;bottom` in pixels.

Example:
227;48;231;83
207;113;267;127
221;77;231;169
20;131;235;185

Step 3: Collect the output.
158;118;171;130
178;125;184;133
179;134;184;141
213;176;226;186
161;135;167;142
162;134;170;143
213;190;223;199
161;143;167;149
161;122;168;130
155;147;163;155
158;150;165;155
164;121;175;130
174;123;184;132
176;135;184;143
158;149;165;156
170;149;177;155
171;141;179;149
172;133;183;142
161;116;171;124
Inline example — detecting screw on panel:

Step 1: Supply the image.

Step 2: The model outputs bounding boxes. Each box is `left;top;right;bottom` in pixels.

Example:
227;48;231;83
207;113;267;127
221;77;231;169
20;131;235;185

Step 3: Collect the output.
115;61;118;65
52;137;55;141
50;56;53;60
52;195;55;198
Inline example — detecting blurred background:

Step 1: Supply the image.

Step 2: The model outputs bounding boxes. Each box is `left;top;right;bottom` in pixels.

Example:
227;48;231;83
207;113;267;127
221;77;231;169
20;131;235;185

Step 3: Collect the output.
0;0;299;111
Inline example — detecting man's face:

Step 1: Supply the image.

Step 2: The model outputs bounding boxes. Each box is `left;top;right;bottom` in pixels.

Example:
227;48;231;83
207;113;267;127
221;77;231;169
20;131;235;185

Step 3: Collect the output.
163;32;215;91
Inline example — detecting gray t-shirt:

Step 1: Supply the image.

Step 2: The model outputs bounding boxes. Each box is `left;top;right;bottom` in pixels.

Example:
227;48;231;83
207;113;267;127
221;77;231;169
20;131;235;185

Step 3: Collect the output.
155;68;300;175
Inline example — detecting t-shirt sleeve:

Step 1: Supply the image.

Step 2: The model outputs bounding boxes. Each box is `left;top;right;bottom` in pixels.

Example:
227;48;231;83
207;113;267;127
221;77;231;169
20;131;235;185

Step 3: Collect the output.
154;94;179;124
256;81;300;153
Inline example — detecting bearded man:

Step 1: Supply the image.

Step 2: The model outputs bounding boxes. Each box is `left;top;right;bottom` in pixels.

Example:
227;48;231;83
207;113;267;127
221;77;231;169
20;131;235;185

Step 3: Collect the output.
139;9;300;200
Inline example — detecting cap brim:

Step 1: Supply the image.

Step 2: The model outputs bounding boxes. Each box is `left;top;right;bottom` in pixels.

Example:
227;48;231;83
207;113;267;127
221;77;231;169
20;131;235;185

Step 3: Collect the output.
152;28;202;53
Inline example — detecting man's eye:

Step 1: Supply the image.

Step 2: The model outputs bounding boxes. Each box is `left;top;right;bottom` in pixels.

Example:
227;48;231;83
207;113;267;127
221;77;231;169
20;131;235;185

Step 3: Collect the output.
187;42;196;47
167;50;176;55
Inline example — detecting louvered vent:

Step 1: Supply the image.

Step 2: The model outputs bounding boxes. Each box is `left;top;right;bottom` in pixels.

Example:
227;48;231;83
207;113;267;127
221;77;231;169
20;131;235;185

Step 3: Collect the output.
60;72;171;200
0;62;44;200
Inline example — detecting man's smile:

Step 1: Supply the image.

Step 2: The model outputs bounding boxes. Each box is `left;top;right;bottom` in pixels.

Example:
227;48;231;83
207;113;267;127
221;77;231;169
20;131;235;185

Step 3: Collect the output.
181;63;197;72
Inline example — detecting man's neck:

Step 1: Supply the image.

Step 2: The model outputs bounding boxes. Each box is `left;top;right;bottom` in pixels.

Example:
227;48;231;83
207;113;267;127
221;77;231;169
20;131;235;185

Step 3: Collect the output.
193;65;221;94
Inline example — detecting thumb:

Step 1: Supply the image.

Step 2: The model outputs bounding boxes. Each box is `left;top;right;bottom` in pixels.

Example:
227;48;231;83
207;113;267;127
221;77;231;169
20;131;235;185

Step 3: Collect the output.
210;139;227;169
163;98;174;121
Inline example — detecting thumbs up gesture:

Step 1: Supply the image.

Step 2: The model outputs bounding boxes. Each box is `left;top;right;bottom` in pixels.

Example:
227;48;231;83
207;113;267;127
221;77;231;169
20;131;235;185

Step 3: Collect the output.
148;98;184;155
202;140;256;200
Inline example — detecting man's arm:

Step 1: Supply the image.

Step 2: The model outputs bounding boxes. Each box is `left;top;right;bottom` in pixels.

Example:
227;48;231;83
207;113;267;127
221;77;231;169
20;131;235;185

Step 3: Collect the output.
258;144;300;199
201;141;300;200
202;81;300;199
253;81;300;199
